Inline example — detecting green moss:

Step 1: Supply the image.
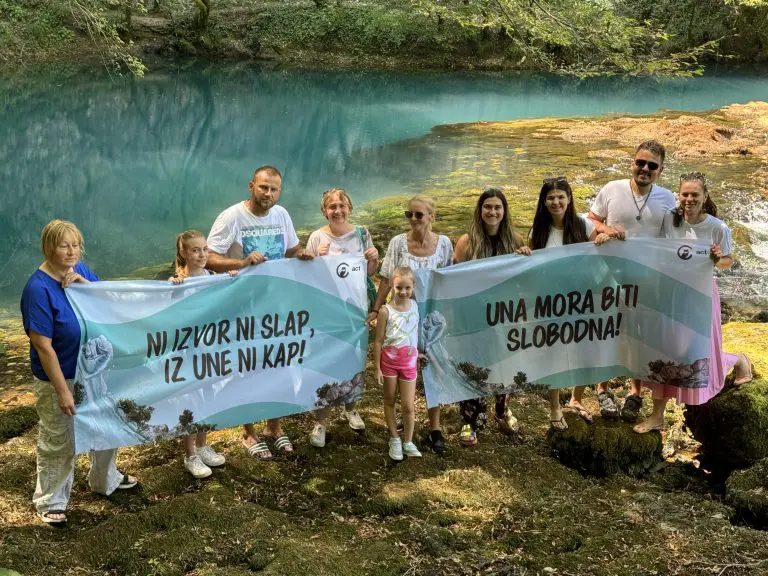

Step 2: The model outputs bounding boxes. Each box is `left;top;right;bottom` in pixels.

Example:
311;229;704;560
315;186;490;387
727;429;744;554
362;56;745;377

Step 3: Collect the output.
547;412;662;477
0;406;37;442
726;457;768;528
686;378;768;472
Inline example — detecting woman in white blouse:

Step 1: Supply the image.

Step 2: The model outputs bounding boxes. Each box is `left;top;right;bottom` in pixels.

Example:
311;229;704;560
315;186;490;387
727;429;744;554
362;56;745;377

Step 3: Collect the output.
369;195;453;455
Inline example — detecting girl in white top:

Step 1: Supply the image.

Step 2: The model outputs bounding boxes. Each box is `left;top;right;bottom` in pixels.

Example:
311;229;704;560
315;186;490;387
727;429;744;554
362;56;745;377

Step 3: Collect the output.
529;177;611;430
634;173;752;433
371;195;454;455
305;188;379;447
373;266;423;461
169;230;233;478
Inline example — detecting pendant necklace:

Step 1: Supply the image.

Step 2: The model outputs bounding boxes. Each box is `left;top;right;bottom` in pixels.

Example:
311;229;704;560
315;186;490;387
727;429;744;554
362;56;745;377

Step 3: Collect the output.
631;184;653;221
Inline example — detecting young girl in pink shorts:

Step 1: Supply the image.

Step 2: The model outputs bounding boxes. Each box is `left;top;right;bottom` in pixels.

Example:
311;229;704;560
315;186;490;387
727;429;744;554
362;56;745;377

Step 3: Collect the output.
374;266;423;461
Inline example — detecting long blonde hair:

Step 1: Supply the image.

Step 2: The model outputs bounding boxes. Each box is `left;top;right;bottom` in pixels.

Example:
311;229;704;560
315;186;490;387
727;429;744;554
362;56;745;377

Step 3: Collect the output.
175;230;205;277
465;187;522;260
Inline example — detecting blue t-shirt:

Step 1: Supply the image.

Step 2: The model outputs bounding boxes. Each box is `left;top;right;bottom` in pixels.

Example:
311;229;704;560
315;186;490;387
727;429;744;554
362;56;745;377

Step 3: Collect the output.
20;262;99;381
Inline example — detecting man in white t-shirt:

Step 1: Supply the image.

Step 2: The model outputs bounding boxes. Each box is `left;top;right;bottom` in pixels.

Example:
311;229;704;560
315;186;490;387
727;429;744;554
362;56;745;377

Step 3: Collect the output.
207;165;313;460
587;140;676;423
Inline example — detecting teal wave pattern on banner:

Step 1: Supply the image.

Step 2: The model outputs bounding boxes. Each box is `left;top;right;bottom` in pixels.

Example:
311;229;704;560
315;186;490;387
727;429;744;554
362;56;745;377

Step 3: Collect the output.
80;274;367;370
198;402;308;429
420;255;710;338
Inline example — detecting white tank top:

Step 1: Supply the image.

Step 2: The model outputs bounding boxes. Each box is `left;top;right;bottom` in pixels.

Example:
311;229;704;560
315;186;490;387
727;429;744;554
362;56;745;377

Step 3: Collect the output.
383;300;419;348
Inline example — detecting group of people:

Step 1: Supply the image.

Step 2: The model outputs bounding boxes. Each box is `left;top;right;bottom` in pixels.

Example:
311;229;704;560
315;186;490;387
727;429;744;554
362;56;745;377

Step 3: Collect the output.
20;139;754;525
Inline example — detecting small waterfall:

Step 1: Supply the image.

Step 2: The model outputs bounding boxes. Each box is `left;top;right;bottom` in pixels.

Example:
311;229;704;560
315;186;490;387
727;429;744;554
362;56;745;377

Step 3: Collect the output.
720;195;768;306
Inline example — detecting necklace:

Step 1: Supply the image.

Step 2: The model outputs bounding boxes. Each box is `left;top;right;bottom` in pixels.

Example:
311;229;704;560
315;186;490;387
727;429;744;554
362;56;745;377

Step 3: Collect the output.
630;184;653;221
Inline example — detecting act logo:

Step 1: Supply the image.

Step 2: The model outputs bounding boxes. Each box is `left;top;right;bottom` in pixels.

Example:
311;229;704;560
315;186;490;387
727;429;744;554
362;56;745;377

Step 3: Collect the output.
677;245;693;260
336;262;350;278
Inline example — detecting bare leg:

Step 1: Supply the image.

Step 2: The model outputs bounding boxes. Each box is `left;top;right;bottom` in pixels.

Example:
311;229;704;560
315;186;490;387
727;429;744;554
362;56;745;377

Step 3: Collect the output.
400;379;417;443
629;378;642;397
383;376;399;438
314;407;329;427
427;405;441;432
195;431;207;448
264;418;283;437
548;389;566;429
634;398;667;433
183;434;196;457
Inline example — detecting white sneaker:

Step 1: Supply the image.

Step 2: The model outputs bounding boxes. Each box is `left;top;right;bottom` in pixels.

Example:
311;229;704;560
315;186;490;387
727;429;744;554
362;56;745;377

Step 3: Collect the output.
343;409;366;431
389;437;403;461
310;424;326;448
184;455;212;479
197;444;225;467
403;441;422;458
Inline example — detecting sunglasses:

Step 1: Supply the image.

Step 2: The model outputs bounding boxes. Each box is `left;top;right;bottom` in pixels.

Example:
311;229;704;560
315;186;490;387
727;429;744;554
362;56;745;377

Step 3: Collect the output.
543;176;567;185
634;159;660;171
404;210;425;220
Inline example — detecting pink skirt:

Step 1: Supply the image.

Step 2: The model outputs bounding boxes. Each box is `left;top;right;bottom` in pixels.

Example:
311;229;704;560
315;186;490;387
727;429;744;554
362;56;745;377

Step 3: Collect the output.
646;278;739;405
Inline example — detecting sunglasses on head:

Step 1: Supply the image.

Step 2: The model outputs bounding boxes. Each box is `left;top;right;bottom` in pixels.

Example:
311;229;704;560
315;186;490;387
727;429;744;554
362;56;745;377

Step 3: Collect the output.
680;171;705;182
404;210;425;220
543;176;567;185
634;159;660;171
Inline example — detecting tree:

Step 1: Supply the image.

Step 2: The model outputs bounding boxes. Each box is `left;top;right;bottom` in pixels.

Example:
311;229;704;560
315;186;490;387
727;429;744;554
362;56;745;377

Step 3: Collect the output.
411;0;720;76
192;0;211;30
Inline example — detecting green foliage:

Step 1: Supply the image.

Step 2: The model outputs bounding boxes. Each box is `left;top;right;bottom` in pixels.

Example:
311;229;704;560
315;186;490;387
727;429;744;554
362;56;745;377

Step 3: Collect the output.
117;398;155;430
412;0;721;75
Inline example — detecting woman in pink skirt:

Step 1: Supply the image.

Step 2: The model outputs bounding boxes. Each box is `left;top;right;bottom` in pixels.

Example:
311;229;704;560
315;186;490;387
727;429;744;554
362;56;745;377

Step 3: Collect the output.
634;172;753;433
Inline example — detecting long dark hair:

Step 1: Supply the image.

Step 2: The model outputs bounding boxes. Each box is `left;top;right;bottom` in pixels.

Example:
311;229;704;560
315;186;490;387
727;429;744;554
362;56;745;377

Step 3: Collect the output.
530;178;588;249
673;172;718;227
465;187;522;260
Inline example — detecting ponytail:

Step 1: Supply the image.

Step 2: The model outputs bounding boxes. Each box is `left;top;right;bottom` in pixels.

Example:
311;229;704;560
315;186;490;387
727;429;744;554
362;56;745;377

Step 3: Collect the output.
175;230;205;277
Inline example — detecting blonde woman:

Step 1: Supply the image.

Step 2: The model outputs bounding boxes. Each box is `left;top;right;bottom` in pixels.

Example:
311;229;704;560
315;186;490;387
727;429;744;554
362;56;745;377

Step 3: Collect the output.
306;188;378;447
21;220;137;525
370;195;453;455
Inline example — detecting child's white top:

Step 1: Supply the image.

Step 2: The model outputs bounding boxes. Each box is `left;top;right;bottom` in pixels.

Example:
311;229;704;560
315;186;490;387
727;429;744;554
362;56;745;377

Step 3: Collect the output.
383;300;420;348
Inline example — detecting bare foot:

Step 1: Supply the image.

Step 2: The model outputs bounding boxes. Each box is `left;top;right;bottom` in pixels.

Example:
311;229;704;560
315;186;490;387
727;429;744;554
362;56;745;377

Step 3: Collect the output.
550;409;567;430
733;354;753;385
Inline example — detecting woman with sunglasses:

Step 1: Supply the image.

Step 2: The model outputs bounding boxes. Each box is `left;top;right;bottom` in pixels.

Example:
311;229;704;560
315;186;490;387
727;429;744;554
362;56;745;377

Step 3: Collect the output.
634;172;753;433
587;140;676;423
529;177;609;430
370;195;454;455
453;187;531;445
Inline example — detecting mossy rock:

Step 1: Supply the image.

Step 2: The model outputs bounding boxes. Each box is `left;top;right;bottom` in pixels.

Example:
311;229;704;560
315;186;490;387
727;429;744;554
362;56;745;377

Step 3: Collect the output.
0;569;23;576
547;412;662;477
0;406;38;442
685;378;768;472
726;457;768;529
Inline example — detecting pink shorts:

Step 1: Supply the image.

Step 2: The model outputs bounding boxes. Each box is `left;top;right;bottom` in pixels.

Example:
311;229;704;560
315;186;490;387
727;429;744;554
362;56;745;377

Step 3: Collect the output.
380;345;418;382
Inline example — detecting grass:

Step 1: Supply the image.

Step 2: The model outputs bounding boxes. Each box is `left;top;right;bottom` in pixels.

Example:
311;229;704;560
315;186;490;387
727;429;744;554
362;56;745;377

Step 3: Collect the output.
2;313;768;575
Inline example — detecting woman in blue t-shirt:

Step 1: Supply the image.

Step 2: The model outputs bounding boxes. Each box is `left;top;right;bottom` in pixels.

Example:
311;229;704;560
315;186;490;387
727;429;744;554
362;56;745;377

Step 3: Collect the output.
20;220;137;525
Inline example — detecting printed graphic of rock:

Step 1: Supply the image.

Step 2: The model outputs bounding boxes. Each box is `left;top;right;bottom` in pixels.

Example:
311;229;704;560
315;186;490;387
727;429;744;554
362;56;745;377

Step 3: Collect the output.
78;335;113;403
648;358;709;389
315;371;365;408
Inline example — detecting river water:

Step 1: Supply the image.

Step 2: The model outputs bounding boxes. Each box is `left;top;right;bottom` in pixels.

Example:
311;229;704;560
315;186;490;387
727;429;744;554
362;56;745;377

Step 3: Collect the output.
1;64;767;309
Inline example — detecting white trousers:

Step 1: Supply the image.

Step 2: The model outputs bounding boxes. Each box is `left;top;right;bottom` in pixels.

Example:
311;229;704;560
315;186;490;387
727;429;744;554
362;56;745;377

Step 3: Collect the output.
32;378;124;513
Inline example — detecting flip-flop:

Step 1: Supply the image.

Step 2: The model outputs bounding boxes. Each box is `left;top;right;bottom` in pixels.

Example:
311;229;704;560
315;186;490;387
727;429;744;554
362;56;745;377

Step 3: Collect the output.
633;421;664;434
568;401;594;424
734;354;754;385
244;440;273;460
550;415;568;431
41;510;67;525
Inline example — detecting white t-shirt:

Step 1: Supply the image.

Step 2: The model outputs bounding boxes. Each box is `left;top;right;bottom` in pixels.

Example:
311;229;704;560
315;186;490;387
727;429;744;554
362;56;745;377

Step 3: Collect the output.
544;215;596;248
661;212;732;255
207;202;299;261
306;226;374;256
591;179;675;238
380;233;454;279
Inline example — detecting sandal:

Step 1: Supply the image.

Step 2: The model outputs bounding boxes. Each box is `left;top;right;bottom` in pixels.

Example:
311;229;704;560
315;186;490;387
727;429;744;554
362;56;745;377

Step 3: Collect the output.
550;415;568;431
734;354;754;385
244;440;273;460
495;409;519;436
568;401;593;424
633;420;664;434
459;424;478;446
621;394;643;423
596;390;619;420
269;435;294;453
117;473;138;490
41;509;67;525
